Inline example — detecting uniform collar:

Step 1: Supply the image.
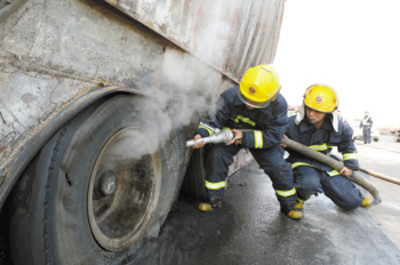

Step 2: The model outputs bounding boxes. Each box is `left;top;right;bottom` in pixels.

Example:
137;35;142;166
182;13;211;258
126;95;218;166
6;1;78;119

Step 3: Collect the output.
299;119;315;132
233;93;244;106
299;116;333;132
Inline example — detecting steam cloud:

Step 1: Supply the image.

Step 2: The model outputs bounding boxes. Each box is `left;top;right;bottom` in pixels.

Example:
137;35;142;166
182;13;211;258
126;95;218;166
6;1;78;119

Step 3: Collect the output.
131;14;234;154
136;48;224;151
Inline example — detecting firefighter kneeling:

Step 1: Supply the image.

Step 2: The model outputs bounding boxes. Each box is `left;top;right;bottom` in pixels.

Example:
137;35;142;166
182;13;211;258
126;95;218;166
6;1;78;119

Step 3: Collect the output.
191;64;302;220
284;84;371;212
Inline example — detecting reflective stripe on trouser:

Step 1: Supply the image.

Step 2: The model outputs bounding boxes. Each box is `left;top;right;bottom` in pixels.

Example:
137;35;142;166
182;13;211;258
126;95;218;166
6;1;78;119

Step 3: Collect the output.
276;188;296;198
292;162;340;177
204;143;297;212
251;146;297;213
204;143;241;200
293;165;364;210
205;180;226;190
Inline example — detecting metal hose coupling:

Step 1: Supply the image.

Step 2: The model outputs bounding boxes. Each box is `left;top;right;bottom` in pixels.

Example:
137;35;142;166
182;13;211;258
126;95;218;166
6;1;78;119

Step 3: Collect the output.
186;128;234;148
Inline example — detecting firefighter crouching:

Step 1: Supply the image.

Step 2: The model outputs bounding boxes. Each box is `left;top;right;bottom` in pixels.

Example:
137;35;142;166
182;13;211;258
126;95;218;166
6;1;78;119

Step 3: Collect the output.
191;64;302;220
284;84;371;213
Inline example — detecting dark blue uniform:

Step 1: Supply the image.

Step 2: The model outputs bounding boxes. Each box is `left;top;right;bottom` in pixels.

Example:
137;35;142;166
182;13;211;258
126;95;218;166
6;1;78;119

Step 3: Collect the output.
196;86;296;213
360;115;373;144
285;115;364;210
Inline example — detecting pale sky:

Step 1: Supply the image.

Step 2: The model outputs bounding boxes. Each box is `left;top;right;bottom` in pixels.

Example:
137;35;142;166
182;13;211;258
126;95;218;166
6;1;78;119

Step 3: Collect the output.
275;0;400;128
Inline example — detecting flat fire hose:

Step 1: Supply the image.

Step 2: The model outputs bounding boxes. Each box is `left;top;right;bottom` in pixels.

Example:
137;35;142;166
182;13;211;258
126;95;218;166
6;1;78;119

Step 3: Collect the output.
281;137;382;205
358;168;400;185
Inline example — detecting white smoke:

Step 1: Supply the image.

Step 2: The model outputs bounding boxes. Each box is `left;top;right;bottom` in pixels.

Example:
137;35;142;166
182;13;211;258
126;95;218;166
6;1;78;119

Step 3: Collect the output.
127;2;235;152
131;47;232;153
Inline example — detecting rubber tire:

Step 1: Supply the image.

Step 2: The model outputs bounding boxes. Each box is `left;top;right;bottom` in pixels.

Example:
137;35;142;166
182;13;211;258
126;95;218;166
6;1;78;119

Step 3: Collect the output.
181;148;208;200
8;95;185;265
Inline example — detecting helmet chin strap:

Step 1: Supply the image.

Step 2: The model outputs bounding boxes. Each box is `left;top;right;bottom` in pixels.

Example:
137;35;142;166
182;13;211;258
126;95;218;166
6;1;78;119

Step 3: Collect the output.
307;116;325;125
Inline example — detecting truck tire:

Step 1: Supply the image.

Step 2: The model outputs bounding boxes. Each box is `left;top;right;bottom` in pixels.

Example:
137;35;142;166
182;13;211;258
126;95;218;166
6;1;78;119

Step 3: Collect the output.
8;95;185;265
181;148;208;200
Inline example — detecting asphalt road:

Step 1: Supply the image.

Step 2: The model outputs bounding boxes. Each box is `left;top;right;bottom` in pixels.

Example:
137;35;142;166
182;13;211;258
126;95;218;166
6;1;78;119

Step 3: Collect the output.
133;135;400;265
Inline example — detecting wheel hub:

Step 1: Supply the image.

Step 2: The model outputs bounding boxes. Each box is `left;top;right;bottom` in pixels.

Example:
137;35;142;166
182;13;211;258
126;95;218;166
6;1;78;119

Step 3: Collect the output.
87;127;161;252
99;172;117;196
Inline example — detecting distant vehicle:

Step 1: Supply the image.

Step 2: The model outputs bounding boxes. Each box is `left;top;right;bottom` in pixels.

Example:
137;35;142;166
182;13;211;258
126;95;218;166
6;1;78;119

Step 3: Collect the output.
390;128;400;142
351;119;380;142
287;105;300;117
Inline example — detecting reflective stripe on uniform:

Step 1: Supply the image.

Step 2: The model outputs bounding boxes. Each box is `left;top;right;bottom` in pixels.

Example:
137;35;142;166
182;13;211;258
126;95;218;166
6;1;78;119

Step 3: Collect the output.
308;143;333;151
231;115;256;126
254;130;263;148
343;153;358;161
205;180;226;190
296;197;305;203
362;117;371;126
198;125;214;136
275;187;296;197
292;162;340;178
291;162;313;169
327;169;340;177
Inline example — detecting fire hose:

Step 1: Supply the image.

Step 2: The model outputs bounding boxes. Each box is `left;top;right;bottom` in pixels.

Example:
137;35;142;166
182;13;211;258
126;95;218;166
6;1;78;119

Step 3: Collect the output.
186;129;383;205
280;137;381;205
358;168;400;186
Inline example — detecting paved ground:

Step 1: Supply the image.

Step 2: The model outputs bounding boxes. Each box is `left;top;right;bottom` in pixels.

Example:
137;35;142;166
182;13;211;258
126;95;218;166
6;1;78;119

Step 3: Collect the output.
2;137;398;265
132;148;400;264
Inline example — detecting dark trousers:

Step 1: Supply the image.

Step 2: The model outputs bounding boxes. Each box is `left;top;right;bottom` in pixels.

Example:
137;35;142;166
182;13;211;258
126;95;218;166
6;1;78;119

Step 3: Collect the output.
362;126;371;143
204;143;296;213
293;166;364;210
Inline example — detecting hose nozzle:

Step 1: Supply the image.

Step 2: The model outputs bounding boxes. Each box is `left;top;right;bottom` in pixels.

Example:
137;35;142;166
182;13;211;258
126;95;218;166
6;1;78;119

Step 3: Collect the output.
186;128;234;148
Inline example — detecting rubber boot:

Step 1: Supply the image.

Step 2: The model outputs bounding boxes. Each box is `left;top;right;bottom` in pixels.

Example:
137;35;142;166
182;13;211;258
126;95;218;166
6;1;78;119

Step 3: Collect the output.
198;199;222;212
281;206;303;220
361;197;371;208
286;209;303;220
295;198;305;210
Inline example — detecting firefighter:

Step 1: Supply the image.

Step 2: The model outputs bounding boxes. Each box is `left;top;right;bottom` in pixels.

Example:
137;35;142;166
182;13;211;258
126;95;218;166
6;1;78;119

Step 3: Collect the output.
360;111;373;144
191;64;302;220
284;84;371;213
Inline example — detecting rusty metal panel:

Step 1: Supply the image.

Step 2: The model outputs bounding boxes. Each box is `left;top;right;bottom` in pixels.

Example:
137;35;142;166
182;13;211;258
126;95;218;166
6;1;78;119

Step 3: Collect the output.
104;0;285;81
0;0;285;206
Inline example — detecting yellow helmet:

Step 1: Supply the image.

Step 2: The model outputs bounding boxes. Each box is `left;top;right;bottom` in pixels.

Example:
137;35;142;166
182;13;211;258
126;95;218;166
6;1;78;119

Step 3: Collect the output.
303;84;338;113
238;64;281;108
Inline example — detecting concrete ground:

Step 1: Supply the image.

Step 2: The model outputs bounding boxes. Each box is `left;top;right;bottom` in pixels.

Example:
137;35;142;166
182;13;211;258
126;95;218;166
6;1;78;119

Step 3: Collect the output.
132;156;400;265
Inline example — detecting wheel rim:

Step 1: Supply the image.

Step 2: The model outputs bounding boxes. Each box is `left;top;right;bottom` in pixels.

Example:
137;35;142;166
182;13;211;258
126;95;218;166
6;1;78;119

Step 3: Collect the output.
88;127;161;252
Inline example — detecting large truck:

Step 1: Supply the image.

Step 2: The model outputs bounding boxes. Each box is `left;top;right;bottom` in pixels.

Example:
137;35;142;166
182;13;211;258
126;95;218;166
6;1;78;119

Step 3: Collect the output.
0;0;285;264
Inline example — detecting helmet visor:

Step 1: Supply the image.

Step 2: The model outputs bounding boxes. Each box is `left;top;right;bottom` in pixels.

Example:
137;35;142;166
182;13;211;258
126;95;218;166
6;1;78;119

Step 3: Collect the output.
237;87;281;108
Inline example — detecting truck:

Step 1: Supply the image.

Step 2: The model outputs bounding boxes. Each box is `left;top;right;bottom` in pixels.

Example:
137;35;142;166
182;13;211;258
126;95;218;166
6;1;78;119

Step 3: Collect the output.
390;128;400;142
0;0;285;264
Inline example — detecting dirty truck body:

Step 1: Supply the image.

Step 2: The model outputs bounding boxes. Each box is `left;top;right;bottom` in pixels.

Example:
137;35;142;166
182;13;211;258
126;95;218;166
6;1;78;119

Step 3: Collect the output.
0;0;284;264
